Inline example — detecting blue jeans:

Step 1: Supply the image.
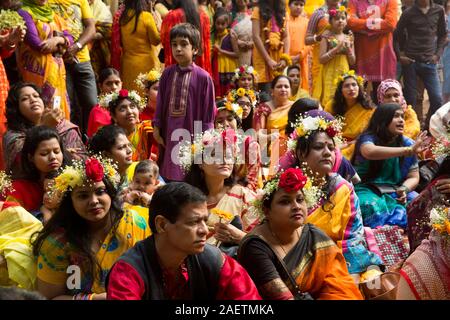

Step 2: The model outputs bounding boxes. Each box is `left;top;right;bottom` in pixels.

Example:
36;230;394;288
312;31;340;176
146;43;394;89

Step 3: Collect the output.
65;61;98;133
402;61;443;128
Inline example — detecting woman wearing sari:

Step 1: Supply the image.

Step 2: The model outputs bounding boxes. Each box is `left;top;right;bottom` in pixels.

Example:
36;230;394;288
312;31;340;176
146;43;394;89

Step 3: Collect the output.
254;75;293;176
238;168;363;300
324;70;375;160
230;0;253;66
17;0;73;119
377;79;420;140
285;113;383;279
183;129;259;255
353;103;429;229
31;155;150;300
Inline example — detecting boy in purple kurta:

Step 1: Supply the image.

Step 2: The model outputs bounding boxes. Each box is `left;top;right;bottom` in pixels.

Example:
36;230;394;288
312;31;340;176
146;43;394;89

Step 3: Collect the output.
153;23;216;181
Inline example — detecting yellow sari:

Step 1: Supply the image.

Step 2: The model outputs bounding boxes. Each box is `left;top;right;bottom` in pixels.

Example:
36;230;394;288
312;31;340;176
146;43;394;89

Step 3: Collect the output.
325;100;375;160
404;105;420;140
36;207;150;294
267;100;293;176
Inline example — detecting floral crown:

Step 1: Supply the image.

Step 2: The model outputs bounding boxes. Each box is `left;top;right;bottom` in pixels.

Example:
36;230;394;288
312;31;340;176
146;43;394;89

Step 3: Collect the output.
429;206;450;240
287;115;344;152
178;129;242;172
48;156;121;205
432;131;450;159
251;168;324;218
220;88;257;119
232;65;258;83
0;171;13;198
334;70;365;87
135;69;162;90
329;5;347;18
98;89;146;111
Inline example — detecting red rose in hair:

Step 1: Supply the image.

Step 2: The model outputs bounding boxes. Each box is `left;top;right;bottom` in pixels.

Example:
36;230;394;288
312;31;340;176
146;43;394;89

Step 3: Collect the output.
278;168;307;193
325;125;338;138
118;89;129;98
329;9;337;17
85;158;104;182
239;66;245;73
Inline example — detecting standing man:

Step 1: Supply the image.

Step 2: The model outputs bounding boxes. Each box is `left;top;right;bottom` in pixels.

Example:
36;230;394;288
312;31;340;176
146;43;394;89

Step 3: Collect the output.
49;0;97;133
106;183;262;300
394;0;447;129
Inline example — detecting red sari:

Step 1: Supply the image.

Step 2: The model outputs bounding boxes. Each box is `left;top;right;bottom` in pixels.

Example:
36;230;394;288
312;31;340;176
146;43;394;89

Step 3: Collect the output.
160;8;212;75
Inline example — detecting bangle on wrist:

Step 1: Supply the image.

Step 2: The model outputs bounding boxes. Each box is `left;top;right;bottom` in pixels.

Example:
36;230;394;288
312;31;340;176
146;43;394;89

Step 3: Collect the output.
404;146;413;156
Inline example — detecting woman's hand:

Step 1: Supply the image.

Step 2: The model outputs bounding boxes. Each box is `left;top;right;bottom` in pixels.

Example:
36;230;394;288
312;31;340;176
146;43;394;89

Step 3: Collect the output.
266;58;279;71
40;107;62;128
92;292;107;300
436;178;450;195
411;131;430;154
395;187;407;204
214;222;245;244
124;190;152;206
153;127;165;147
41;37;63;54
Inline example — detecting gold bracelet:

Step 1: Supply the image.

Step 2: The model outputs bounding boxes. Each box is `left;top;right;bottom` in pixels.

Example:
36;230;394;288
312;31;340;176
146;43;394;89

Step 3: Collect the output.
404;146;413;156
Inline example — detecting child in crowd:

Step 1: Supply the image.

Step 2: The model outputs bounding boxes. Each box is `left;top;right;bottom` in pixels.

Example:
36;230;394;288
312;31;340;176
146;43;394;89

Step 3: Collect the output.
123;159;161;207
153;23;216;182
212;7;239;97
287;0;311;93
313;6;355;106
87;67;123;137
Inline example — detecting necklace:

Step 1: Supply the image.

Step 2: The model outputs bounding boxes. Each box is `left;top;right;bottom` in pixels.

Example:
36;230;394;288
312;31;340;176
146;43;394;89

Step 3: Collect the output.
268;223;301;256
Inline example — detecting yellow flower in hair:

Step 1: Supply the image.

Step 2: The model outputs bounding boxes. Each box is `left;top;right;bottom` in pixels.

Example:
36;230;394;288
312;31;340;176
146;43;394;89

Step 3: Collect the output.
146;70;161;83
348;70;355;76
356;76;364;85
54;167;83;192
236;88;246;97
338;5;346;12
296;125;306;137
318;119;328;130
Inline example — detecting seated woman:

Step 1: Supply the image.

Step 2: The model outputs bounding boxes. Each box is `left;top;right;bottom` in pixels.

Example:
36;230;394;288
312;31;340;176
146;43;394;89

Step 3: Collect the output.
376;79;420;140
215;90;262;191
238;168;363;300
254;75;294;175
3;82;85;177
281;106;360;184
353;103;428;229
103;88;156;161
397;204;450;300
0;172;43;290
324;71;375;160
4;126;67;216
31;156;151;300
285;113;383;279
183;129;258;255
89;125;134;188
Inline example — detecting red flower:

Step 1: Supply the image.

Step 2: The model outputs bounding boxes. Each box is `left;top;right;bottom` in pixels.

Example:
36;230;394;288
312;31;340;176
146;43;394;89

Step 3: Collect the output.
329;9;337;17
239;66;245;73
118;89;129;98
325;126;338;138
85;158;104;182
278;168;307;193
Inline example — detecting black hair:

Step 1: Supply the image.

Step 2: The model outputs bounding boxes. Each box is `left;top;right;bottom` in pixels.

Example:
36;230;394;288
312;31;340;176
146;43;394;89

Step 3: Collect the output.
184;163;237;195
134;159;159;178
32;175;123;282
328;10;347;23
120;0;150;33
355;103;405;181
98;67;120;85
287;64;300;75
271;75;292;89
169;22;201;55
289;0;305;4
331;76;373;116
232;0;249;21
436;156;450;177
107;95;136;117
173;0;201;31
258;0;286;29
20;126;68;181
148;182;206;234
6;82;42;132
285;98;321;135
212;7;230;35
89;125;127;155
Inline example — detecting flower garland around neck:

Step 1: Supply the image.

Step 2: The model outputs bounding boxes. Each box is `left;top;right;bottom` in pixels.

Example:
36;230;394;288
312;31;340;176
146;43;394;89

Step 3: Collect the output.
178;128;243;172
0;171;13;198
221;88;257;119
47;156;121;207
135;69;162;91
250;168;324;219
98;89;147;111
432;131;450;159
333;69;365;87
430;206;450;241
286;115;344;152
232;65;258;83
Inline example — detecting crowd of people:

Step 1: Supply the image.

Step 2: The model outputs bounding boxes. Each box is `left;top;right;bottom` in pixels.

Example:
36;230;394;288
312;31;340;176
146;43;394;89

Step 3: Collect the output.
0;0;449;301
